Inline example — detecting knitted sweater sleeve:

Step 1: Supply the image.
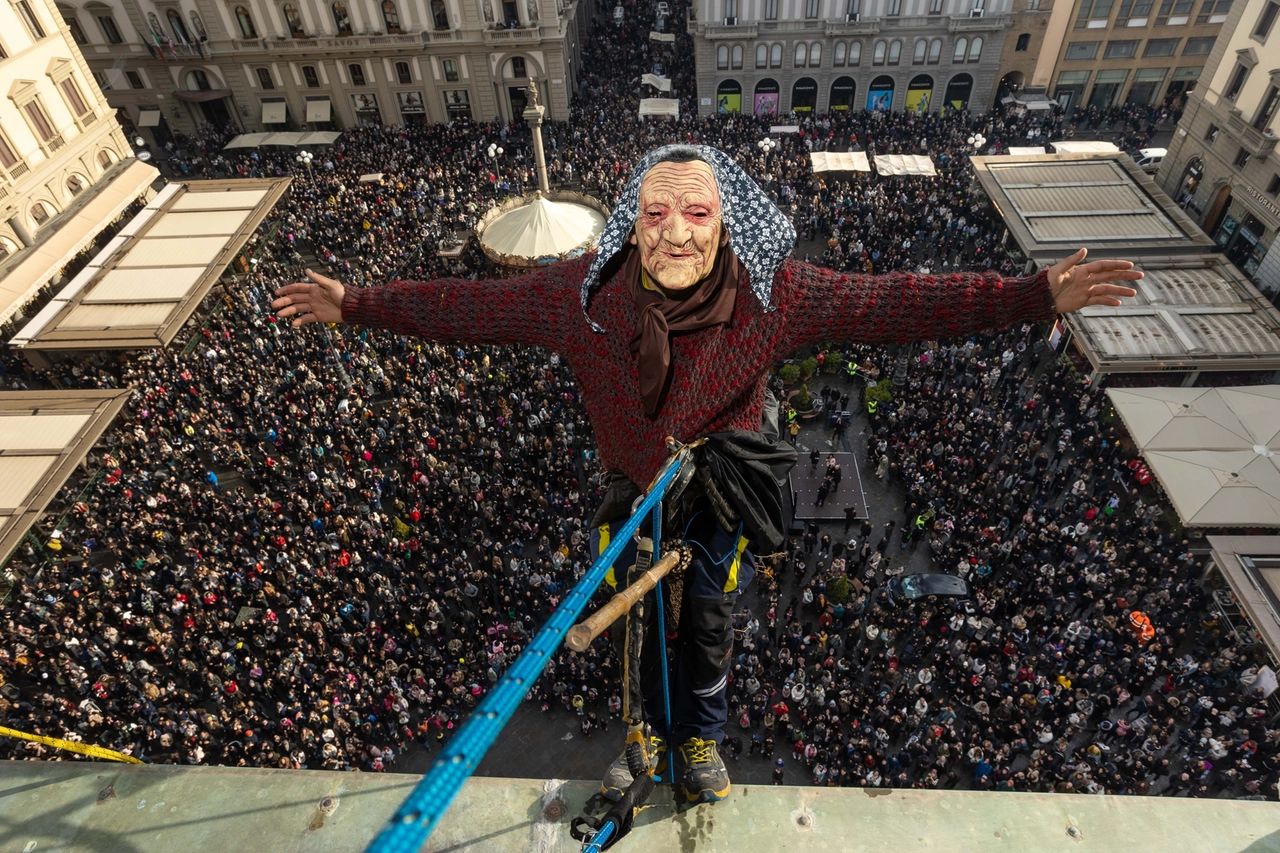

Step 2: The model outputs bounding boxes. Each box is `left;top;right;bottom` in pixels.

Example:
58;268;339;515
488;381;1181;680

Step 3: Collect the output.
338;260;584;350
780;260;1058;350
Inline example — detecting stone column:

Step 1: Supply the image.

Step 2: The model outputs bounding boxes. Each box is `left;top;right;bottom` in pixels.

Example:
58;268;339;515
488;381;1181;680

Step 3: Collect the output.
523;97;550;193
7;216;34;248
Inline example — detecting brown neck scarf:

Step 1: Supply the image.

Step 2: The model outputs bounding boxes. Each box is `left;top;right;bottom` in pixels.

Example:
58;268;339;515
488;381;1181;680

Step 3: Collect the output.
623;242;739;416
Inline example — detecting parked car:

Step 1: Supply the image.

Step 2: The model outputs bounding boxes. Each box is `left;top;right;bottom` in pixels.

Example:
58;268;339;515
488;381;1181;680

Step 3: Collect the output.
885;573;970;606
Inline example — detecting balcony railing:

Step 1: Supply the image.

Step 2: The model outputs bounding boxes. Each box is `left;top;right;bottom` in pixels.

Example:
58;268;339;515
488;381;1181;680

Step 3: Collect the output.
259;32;422;52
1227;109;1279;157
826;18;882;33
481;25;543;44
701;21;758;37
948;12;1010;29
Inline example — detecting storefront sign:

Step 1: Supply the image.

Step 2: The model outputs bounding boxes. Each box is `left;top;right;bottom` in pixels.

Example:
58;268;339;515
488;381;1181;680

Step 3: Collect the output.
1237;181;1280;221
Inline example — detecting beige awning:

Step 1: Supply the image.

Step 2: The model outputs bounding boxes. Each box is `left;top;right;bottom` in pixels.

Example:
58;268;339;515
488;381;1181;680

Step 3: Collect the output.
297;131;341;146
1108;386;1280;528
641;73;671;92
0;159;159;327
138;109;162;127
259;132;300;146
873;153;936;176
649;30;675;41
479;193;606;262
262;100;287;124
810;151;871;173
223;133;270;149
1006;146;1046;156
305;98;331;122
639;98;679;118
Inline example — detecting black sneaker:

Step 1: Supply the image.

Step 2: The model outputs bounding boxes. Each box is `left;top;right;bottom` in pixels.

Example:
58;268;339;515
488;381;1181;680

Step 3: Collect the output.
676;737;731;803
600;729;666;802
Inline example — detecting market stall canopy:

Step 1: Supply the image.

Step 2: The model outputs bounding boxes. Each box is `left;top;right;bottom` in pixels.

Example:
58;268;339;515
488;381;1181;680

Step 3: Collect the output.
649;30;675;41
0;390;132;563
639;98;679;118
475;190;608;268
0;159;159;327
12;178;291;352
641;73;671;92
359;173;384;183
810;151;871;173
874;154;935;176
770;125;800;134
1006;146;1046;156
222;133;270;149
223;131;342;149
1107;385;1280;528
1205;536;1280;661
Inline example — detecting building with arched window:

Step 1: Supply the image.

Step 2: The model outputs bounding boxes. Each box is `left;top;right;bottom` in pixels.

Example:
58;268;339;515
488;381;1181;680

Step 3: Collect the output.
693;0;1012;116
0;0;146;330
71;0;587;132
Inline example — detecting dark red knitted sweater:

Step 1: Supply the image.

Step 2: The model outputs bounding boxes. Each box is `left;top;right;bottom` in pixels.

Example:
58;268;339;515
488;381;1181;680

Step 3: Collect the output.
342;257;1055;486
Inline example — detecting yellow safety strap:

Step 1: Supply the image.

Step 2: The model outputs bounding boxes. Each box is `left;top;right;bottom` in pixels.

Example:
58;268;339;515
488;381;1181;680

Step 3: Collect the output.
599;523;616;589
0;724;143;764
724;536;749;593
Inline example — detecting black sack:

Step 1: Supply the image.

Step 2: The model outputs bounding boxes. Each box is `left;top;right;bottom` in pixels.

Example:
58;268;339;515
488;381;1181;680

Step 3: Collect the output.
697;431;797;551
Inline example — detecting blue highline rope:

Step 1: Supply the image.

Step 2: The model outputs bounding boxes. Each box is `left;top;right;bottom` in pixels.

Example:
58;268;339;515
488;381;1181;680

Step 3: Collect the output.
364;452;689;853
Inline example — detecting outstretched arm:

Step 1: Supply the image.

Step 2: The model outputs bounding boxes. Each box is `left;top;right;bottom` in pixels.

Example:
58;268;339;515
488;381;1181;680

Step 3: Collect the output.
272;261;584;350
782;248;1139;349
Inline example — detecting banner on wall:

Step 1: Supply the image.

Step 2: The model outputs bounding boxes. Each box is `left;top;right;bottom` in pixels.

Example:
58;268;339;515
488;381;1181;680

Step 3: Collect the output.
717;80;742;114
754;79;780;117
905;77;933;114
866;79;893;112
944;74;973;110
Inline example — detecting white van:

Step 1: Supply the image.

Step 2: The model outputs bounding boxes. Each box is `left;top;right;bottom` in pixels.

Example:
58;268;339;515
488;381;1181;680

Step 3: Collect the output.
1134;147;1167;172
1046;141;1122;154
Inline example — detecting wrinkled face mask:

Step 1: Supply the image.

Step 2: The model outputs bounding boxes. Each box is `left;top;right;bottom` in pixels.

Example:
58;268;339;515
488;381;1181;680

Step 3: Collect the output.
629;160;728;292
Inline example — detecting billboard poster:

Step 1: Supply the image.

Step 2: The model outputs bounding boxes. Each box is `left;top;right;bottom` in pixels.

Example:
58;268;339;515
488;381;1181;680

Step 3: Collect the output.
716;80;742;114
866;82;893;112
754;79;779;117
905;77;933;114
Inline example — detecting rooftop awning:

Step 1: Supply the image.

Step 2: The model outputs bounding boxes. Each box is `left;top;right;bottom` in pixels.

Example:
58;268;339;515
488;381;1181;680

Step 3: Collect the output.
297;131;341;145
1006;146;1046;156
0;159;159;327
649;30;675;41
137;109;162;127
1108;386;1280;528
874;153;936;176
0;390;133;563
639;98;679;118
770;125;800;134
305;98;331;122
259;132;299;146
810;151;871;173
12;178;291;352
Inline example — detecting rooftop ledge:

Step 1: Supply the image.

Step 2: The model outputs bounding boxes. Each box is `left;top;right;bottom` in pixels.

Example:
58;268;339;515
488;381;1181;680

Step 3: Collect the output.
4;761;1280;852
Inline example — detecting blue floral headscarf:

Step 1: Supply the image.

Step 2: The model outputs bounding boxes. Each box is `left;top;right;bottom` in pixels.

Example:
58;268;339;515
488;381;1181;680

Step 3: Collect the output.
580;144;797;332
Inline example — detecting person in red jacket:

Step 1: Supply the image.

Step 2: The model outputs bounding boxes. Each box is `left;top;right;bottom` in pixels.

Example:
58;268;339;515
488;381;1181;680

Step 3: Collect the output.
273;144;1139;802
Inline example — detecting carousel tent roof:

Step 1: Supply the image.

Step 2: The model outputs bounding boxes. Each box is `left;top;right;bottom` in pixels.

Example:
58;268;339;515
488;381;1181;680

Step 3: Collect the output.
478;193;606;262
1107;385;1280;528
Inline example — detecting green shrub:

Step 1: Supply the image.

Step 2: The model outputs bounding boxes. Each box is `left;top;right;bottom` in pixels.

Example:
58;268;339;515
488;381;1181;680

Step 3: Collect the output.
829;576;852;604
800;356;818;379
794;384;812;409
864;381;893;407
779;363;800;383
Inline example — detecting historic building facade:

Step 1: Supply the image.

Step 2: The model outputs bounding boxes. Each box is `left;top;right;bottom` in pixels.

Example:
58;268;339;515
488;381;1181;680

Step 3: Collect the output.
1042;0;1227;115
691;0;1014;117
1159;0;1280;298
58;0;586;140
1;0;133;259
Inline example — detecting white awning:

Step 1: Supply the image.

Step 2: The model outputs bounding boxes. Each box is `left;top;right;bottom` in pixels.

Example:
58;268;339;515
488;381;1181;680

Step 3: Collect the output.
138;109;162;127
810;151;870;173
1108;386;1280;528
0;159;159;327
261;100;287;124
641;73;671;92
649;30;675;41
639;98;679;118
223;133;270;149
770;125;800;134
259;132;300;146
1006;146;1046;156
359;173;384;183
873;153;936;176
305;98;331;122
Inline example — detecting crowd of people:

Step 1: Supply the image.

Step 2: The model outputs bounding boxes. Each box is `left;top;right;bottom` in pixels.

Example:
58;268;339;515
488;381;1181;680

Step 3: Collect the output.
0;0;1275;804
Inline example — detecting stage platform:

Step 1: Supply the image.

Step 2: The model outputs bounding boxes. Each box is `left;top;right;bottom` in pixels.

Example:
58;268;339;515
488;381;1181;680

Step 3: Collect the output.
790;451;867;521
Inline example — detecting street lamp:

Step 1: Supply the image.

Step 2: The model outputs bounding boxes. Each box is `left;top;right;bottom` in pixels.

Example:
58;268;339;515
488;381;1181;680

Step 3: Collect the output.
487;143;504;196
757;137;778;155
967;133;987;152
295;149;314;176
